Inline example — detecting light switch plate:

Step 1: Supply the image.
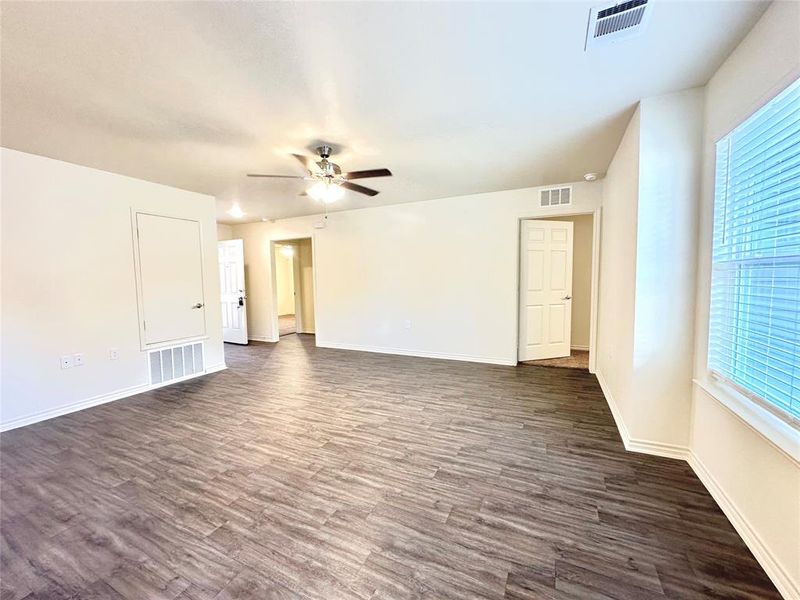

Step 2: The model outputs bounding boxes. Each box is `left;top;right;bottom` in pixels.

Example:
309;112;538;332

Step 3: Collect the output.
109;348;119;360
73;353;85;366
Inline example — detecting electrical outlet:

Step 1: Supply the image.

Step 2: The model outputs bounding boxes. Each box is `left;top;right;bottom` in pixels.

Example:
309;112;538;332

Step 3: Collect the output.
109;348;119;360
73;353;85;367
60;355;73;369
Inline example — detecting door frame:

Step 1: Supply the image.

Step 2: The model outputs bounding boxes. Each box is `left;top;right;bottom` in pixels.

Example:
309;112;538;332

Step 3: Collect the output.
515;207;601;372
268;236;317;343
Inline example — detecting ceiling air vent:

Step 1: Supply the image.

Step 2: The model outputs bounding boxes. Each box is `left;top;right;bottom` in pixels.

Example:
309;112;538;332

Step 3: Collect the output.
540;186;572;207
585;0;650;50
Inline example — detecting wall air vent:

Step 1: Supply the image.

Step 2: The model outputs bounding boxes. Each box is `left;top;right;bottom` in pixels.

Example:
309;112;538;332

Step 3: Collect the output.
148;342;204;385
585;0;650;50
540;186;572;207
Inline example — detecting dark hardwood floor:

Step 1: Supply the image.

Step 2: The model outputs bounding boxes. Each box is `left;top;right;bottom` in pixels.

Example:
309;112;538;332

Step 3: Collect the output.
0;336;779;599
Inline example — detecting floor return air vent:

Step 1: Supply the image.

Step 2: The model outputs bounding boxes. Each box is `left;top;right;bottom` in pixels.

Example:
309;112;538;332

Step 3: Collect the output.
148;342;204;385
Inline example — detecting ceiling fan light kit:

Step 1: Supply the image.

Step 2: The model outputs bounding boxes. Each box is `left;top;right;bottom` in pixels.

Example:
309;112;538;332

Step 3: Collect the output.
227;203;245;219
308;180;344;203
248;145;392;203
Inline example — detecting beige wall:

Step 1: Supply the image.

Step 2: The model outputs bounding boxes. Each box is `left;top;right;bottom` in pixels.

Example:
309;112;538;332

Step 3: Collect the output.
274;245;295;315
216;223;233;241
231;182;602;361
296;239;315;333
549;214;592;350
690;2;800;596
1;148;224;430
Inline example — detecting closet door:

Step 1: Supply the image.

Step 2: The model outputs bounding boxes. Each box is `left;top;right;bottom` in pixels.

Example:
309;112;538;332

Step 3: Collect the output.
135;212;206;346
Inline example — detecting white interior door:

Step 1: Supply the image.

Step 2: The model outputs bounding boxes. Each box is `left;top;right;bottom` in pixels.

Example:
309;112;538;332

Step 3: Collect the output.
218;239;248;344
136;213;206;345
519;219;574;361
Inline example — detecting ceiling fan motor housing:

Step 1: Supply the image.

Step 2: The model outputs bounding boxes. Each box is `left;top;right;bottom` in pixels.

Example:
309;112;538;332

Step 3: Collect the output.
315;146;341;177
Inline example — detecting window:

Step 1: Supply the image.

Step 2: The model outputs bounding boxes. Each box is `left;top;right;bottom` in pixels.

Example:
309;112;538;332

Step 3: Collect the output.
709;77;800;423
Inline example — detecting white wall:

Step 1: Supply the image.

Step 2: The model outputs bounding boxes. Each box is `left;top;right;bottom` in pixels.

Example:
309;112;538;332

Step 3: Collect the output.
596;107;640;435
550;214;593;350
690;1;800;596
597;89;704;454
633;88;704;448
1;148;225;430
232;183;602;363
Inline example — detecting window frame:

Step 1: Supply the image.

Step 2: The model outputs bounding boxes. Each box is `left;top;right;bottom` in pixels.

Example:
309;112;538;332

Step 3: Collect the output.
706;76;800;440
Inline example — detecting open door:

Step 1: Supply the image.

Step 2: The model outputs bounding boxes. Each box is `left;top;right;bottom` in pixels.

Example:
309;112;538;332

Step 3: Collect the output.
218;239;248;344
519;220;574;361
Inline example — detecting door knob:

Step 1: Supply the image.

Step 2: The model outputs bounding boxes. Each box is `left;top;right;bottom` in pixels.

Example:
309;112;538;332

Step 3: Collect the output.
562;295;572;300
192;302;204;309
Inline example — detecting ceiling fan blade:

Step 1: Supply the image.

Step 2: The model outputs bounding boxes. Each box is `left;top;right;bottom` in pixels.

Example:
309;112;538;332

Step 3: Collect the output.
341;181;379;196
344;168;392;180
292;153;316;172
247;174;305;178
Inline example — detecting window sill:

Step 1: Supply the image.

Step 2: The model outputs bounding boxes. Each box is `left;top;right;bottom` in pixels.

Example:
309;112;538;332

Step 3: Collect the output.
693;377;800;463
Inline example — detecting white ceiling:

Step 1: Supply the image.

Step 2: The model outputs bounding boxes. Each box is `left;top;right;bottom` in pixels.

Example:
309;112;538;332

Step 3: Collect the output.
1;1;767;223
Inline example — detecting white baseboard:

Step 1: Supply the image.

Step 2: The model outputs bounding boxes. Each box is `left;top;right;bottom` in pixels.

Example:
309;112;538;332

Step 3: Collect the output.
248;335;278;343
595;369;633;446
626;438;691;460
316;340;516;366
595;369;795;598
594;369;690;460
688;451;798;600
0;363;227;432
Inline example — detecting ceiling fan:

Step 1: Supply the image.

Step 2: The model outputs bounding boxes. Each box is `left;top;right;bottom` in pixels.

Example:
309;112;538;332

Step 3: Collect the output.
247;145;392;203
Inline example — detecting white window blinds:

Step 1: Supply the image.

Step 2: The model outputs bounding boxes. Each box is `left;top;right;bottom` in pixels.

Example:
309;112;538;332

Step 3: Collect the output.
709;77;800;422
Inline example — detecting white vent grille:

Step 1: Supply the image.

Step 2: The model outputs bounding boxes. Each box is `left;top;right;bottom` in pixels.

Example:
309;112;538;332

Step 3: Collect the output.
540;186;572;207
148;342;204;385
585;0;650;50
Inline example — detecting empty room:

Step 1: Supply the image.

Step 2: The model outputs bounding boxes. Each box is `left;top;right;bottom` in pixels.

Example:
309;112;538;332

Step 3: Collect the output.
1;1;798;599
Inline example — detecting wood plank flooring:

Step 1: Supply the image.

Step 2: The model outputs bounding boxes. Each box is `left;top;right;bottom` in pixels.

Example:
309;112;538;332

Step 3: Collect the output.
0;336;780;599
278;314;296;336
521;351;589;371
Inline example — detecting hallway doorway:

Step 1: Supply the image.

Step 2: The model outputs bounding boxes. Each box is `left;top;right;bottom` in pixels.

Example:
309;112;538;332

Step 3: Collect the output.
271;238;315;341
